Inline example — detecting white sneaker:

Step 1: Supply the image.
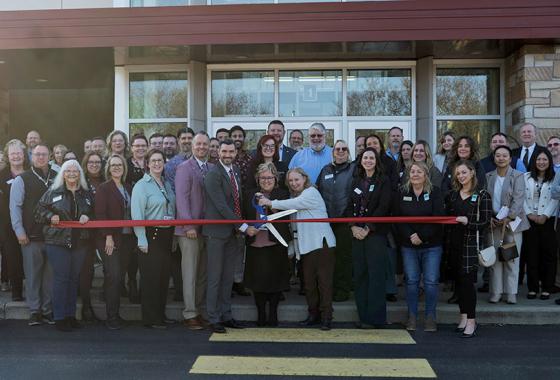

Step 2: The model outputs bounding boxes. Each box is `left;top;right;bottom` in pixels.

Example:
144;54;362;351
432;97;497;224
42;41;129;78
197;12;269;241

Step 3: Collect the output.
489;293;501;303
506;294;517;304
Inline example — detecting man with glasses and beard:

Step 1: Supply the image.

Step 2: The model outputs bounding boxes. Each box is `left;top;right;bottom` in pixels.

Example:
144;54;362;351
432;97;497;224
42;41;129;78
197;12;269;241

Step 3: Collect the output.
289;123;333;184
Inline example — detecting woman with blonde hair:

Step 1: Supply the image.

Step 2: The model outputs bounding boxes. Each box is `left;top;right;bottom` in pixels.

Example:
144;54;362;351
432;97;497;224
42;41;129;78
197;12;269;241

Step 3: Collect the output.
394;161;444;332
106;130;129;158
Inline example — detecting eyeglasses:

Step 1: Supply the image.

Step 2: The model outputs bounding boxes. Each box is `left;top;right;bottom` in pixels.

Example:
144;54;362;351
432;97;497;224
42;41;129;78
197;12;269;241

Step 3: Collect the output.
149;159;164;164
334;147;348;152
262;144;276;150
88;161;102;165
259;176;276;181
110;163;123;168
309;134;324;138
548;142;560;148
132;144;147;148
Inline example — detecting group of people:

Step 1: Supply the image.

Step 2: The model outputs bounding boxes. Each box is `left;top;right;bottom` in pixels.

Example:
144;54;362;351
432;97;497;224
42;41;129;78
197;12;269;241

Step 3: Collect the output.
1;120;559;337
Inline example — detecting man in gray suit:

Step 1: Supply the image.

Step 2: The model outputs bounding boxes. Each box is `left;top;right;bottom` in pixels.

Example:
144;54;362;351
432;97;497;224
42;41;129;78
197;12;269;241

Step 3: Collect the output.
176;132;213;330
203;139;247;333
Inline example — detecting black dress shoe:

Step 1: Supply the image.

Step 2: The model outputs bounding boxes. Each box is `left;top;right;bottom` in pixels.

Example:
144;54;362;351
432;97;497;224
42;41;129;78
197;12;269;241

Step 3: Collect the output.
386;294;397;302
222;319;244;329
209;323;226;333
540;292;550;300
478;284;489;293
299;315;321;326
527;292;537;299
447;293;459;304
145;323;167;330
232;283;251;296
320;319;332;331
461;324;478;338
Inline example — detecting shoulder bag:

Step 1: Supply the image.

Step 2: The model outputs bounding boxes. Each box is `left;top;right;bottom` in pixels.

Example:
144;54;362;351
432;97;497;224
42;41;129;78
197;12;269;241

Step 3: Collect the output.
498;222;519;261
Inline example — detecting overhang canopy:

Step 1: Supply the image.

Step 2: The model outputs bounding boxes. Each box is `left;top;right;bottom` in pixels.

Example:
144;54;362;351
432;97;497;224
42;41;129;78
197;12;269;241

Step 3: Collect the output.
0;0;559;50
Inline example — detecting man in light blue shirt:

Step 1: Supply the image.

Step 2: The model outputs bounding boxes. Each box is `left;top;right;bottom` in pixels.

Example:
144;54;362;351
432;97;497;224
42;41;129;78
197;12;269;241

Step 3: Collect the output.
289;122;333;183
385;126;403;162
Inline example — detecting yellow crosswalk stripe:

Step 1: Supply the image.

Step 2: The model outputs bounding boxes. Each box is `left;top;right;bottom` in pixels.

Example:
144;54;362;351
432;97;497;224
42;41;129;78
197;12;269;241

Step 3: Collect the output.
190;356;437;378
209;328;416;344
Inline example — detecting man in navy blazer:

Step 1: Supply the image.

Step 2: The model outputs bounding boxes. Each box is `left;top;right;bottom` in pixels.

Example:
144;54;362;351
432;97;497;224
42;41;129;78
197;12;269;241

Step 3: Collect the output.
175;132;213;331
268;120;296;164
203;139;247;333
512;123;547;172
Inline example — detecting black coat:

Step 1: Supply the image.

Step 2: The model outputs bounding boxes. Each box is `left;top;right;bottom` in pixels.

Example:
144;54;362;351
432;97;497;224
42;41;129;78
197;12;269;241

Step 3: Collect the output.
512;144;547;171
344;173;392;236
242;187;291;246
316;161;356;218
35;186;94;248
94;180;133;249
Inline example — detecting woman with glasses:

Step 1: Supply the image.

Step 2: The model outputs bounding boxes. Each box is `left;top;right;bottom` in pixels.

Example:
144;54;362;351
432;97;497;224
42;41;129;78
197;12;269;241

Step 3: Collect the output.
0;139;27;301
106;130;129;158
132;149;176;329
317;140;355;302
95;154;136;330
243;163;291;327
246;134;289;191
35;160;93;332
79;151;104;322
127;134;148;187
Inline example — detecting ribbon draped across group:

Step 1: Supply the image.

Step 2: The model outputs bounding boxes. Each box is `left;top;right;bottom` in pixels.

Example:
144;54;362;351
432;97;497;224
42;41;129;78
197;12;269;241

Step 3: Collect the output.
58;216;458;229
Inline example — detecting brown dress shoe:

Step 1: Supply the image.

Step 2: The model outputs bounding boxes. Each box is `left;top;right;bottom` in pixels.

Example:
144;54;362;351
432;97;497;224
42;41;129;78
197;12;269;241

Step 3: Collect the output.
196;315;210;328
183;317;204;330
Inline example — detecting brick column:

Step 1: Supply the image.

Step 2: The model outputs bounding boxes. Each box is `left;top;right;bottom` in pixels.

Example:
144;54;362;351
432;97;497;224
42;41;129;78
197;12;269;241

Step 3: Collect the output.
505;45;560;142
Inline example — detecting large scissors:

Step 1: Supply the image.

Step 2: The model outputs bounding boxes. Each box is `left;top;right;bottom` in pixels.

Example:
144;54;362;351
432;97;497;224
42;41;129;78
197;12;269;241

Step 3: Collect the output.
251;195;297;247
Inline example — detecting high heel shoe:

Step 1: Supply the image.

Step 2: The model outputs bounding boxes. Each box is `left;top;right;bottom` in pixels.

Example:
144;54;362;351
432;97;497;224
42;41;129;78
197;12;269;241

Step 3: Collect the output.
455;325;466;333
461;324;478;338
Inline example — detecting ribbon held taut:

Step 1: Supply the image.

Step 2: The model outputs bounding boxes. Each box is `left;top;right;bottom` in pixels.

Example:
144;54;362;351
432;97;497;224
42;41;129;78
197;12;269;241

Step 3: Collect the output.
58;216;457;229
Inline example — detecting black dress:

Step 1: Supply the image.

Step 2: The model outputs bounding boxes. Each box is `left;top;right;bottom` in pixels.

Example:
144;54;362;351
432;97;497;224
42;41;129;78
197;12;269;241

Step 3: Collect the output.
242;187;291;293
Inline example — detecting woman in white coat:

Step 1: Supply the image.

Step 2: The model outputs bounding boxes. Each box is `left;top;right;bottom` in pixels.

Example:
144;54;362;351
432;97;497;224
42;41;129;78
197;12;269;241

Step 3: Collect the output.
523;149;559;300
485;146;528;304
258;167;336;331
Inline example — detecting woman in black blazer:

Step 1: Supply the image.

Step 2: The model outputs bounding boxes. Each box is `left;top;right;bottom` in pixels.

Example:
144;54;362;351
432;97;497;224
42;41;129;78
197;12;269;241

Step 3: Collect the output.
243;162;291;327
94;154;136;330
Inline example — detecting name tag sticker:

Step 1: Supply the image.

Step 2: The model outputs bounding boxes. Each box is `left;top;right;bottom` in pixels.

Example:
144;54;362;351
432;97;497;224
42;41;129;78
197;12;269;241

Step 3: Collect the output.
471;194;478;202
163;215;173;221
424;193;430;201
52;195;63;202
369;184;375;192
354;188;362;195
6;179;14;185
324;174;334;180
403;196;412;201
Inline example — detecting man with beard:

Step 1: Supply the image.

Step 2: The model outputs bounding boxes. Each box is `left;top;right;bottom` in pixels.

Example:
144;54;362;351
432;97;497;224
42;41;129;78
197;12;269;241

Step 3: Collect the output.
164;127;195;192
268;120;296;164
386;126;403;162
162;134;178;161
289;122;333;184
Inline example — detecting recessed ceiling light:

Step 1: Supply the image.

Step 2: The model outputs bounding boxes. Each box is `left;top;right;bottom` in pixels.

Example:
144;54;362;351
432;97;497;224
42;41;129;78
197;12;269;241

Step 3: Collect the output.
36;78;48;83
0;60;5;64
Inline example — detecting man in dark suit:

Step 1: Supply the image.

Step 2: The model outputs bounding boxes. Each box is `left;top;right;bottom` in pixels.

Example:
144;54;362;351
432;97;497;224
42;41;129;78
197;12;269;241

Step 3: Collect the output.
203;139;246;333
480;132;520;173
512;123;547;172
268;120;296;165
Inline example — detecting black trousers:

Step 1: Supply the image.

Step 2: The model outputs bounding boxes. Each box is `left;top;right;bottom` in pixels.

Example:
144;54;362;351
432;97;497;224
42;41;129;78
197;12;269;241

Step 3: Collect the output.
525;219;558;293
79;244;96;305
138;227;172;325
331;223;353;297
2;229;24;295
457;271;477;319
102;234;136;321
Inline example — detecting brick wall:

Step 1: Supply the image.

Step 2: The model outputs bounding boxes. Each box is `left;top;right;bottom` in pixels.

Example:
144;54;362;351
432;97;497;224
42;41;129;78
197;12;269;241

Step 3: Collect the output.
505;45;560;143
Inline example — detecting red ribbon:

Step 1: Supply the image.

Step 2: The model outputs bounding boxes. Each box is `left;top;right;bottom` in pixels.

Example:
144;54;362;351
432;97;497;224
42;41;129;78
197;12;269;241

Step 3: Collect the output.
58;216;457;229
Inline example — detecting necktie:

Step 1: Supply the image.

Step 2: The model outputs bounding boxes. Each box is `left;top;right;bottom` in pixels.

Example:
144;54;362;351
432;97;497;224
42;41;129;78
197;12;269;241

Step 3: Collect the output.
201;162;208;176
523;148;529;169
229;169;242;218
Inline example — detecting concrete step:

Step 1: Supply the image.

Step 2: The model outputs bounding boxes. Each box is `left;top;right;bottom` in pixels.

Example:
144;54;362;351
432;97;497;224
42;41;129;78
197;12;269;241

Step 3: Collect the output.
2;286;560;325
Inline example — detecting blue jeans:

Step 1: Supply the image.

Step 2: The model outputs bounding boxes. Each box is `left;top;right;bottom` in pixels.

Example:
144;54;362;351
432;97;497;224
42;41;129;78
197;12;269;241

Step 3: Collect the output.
401;246;442;319
45;244;87;321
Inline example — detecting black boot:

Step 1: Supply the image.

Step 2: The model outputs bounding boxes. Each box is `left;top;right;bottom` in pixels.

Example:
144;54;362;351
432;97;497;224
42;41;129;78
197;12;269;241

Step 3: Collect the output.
128;279;140;304
267;293;280;327
254;293;267;326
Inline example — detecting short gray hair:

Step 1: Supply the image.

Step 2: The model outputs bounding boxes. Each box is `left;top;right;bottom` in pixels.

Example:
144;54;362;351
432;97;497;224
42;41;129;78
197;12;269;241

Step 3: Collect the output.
309;122;326;134
51;159;89;191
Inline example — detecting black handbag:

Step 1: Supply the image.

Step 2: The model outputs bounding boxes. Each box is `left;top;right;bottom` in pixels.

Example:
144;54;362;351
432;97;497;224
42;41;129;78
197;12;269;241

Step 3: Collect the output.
497;223;519;262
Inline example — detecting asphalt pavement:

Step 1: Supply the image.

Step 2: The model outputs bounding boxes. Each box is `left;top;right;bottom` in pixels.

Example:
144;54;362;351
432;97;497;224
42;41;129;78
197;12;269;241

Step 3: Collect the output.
1;320;559;380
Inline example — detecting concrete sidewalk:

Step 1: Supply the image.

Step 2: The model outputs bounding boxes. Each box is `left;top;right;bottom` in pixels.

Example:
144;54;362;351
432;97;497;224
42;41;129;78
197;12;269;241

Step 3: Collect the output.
1;280;559;325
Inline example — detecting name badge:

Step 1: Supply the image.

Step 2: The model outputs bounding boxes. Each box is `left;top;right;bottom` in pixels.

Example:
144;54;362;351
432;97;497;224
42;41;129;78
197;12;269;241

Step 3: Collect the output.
163;215;173;221
52;195;63;203
424;193;430;201
403;196;412;201
354;188;362;195
369;184;375;192
6;179;14;185
471;194;478;202
324;174;334;180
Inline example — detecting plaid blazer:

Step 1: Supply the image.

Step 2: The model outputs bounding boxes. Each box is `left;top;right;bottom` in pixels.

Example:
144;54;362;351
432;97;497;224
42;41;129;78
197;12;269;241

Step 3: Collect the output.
446;189;492;274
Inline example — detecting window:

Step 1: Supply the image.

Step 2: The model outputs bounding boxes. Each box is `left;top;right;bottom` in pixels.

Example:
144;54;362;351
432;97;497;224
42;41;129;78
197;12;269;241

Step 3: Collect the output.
347;69;411;116
435;67;500;156
278;70;342;117
211;71;274;117
128;71;188;136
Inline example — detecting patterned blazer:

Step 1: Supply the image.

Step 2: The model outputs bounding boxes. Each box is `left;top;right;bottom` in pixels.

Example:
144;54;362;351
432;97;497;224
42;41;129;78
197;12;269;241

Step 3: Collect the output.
446;189;492;274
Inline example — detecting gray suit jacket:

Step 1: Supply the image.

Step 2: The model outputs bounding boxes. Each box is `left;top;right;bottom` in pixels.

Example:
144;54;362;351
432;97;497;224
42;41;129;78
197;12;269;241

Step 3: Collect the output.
486;167;529;233
202;162;243;238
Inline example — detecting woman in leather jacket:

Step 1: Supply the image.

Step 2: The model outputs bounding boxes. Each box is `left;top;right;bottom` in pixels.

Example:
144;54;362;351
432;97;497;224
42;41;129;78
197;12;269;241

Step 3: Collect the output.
36;159;93;332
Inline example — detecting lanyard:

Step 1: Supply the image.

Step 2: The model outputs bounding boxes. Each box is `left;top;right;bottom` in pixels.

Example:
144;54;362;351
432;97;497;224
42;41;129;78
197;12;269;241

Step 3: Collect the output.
150;175;170;207
31;167;51;188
